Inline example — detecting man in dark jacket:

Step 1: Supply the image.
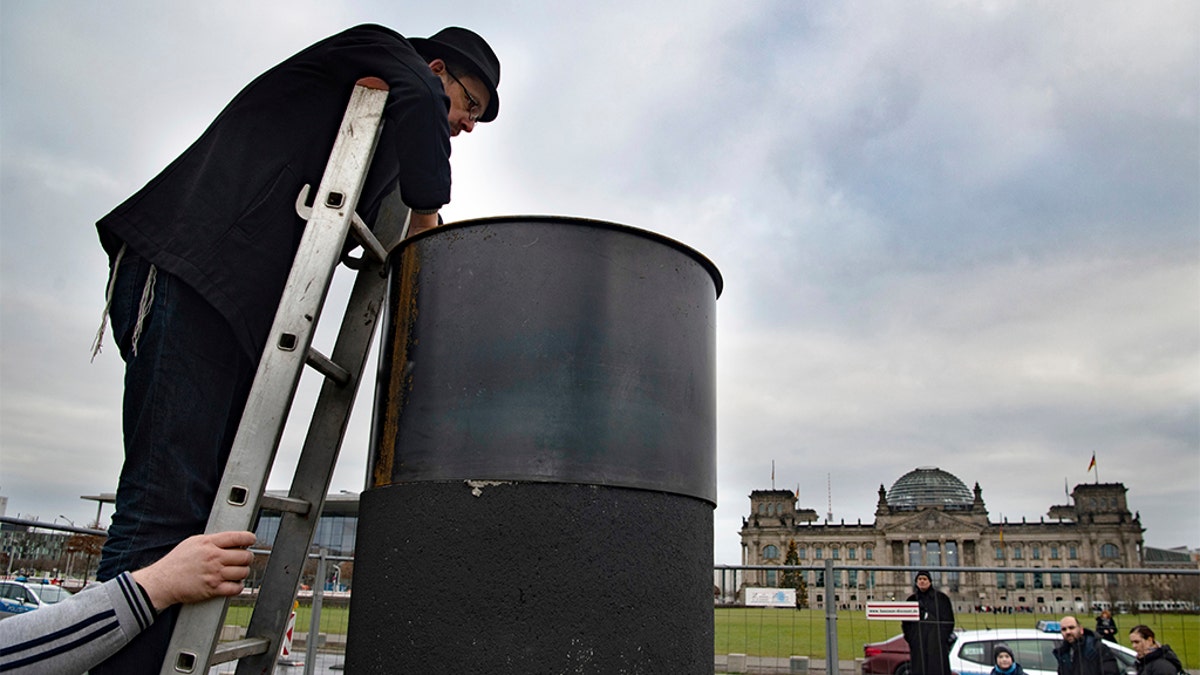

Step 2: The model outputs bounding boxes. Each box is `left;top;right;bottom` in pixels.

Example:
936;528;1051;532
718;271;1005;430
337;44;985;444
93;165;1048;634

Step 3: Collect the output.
90;24;501;673
1129;625;1183;675
902;570;956;675
1054;615;1120;675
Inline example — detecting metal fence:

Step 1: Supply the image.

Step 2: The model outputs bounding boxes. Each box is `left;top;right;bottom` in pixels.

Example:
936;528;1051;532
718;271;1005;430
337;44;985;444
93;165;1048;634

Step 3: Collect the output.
5;522;1197;675
221;559;1198;674
713;562;1200;675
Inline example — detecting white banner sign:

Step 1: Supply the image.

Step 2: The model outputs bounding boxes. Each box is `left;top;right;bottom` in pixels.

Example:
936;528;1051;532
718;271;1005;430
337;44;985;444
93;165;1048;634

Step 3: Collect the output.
745;588;796;607
866;601;920;620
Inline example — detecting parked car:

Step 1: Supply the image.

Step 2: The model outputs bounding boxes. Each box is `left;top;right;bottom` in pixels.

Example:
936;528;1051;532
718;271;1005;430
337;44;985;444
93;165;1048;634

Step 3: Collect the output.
0;580;74;618
864;633;914;675
864;626;1138;675
950;628;1137;675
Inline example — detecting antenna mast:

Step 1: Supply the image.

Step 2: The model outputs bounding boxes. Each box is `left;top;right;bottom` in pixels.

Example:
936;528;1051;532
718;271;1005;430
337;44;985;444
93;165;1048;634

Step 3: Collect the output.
826;473;833;522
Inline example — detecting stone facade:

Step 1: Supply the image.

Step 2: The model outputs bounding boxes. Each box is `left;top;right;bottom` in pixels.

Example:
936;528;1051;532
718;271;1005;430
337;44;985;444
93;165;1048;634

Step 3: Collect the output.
738;467;1156;612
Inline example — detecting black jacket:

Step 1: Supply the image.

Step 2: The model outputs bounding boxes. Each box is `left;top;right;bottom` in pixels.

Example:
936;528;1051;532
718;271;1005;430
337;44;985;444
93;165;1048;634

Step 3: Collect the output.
902;587;955;675
1054;628;1120;675
97;24;453;358
1135;645;1183;675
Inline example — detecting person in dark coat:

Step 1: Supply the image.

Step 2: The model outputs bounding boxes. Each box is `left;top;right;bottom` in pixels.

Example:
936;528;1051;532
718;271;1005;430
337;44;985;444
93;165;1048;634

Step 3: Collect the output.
89;24;502;673
1095;610;1118;643
1128;625;1183;675
991;644;1028;675
1054;615;1120;675
902;570;956;675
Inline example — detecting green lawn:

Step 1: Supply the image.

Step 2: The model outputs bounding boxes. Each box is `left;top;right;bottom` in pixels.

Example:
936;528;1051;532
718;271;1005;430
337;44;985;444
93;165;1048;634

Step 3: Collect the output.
222;606;1200;668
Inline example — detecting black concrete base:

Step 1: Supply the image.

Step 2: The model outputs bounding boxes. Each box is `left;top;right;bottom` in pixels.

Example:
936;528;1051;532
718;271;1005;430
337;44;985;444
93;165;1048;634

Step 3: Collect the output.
345;481;714;674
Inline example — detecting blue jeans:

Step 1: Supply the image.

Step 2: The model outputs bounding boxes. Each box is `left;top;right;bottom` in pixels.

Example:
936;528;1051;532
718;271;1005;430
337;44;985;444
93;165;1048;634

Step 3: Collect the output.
94;247;256;673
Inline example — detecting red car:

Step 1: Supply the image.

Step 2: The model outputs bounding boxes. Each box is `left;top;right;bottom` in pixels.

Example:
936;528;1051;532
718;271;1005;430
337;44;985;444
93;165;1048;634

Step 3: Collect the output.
863;634;911;675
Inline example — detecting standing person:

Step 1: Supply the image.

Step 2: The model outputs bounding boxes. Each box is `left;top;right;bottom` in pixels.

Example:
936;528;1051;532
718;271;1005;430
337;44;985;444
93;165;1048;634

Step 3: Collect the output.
1054;615;1120;675
1128;625;1183;675
991;644;1028;675
1096;610;1118;642
89;23;501;673
902;570;956;675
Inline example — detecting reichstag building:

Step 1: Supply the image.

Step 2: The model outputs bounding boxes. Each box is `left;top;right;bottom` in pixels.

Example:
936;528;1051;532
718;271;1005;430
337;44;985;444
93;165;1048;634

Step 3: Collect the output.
739;466;1191;611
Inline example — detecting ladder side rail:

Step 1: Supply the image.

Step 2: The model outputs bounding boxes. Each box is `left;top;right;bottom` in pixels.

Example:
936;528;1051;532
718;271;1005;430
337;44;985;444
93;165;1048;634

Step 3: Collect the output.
160;78;390;675
234;198;410;675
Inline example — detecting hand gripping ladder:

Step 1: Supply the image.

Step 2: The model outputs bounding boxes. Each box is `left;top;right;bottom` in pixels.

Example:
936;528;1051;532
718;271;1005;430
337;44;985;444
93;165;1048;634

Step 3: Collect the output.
160;77;410;675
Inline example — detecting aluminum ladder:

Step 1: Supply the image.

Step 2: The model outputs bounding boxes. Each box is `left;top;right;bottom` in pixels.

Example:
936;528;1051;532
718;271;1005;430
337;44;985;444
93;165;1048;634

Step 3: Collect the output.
159;76;409;675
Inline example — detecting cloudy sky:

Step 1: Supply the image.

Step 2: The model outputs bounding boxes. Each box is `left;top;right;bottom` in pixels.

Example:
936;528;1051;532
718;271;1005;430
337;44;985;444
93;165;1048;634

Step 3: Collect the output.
1;1;1196;565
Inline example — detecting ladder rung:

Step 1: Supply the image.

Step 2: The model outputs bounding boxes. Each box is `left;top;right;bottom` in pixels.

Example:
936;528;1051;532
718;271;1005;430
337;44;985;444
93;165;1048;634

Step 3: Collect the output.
259;494;312;515
306;347;350;385
211;637;272;664
350;211;388;262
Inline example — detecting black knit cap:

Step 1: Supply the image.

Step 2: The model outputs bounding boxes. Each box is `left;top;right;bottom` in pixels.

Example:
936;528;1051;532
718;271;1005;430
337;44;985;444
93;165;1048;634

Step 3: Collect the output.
994;645;1014;662
914;570;932;582
410;27;501;122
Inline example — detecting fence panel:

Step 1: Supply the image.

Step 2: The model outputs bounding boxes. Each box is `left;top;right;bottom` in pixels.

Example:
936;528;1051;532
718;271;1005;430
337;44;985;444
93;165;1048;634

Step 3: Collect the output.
714;564;1199;675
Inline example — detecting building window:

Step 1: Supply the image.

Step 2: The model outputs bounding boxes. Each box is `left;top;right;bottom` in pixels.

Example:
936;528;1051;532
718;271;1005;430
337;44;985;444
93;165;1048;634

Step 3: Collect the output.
1050;546;1059;559
1051;572;1063;589
798;547;807;560
868;571;876;588
926;541;942;569
1015;573;1027;589
1013;546;1023;560
766;570;778;585
815;547;824;559
763;545;780;560
848;570;858;587
832;547;841;559
908;542;922;568
848;546;857;560
995;547;1004;560
1032;545;1041;560
757;504;764;515
996;572;1007;589
1100;544;1119;559
1107;573;1120;587
1034;573;1044;589
1069;546;1078;560
1070;572;1081;587
865;547;874;561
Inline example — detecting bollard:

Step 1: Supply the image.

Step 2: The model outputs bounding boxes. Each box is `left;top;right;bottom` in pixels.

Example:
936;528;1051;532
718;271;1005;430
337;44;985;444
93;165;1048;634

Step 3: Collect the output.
792;655;811;674
345;217;721;673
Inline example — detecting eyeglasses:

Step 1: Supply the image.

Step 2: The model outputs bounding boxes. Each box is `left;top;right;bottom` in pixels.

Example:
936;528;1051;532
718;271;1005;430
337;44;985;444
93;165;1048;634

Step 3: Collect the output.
447;70;483;123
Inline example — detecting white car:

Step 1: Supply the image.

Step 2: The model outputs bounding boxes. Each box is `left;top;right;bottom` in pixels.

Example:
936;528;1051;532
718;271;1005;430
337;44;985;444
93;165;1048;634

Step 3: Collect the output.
949;627;1138;675
0;580;74;618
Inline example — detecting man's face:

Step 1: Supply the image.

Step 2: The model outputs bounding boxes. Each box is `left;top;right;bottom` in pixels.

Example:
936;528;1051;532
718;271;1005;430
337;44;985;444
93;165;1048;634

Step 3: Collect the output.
916;576;931;591
435;63;491;137
1060;618;1083;643
1128;632;1152;657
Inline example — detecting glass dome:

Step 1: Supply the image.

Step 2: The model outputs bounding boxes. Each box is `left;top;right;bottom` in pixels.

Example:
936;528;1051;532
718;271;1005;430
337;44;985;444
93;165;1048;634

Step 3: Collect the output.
887;466;972;508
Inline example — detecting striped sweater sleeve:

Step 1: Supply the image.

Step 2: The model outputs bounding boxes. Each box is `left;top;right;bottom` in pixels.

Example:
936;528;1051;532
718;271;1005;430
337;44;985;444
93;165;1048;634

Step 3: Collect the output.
0;572;157;674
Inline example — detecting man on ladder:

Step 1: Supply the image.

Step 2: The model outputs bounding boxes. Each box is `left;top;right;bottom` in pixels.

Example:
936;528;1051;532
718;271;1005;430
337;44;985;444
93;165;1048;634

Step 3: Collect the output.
90;23;502;672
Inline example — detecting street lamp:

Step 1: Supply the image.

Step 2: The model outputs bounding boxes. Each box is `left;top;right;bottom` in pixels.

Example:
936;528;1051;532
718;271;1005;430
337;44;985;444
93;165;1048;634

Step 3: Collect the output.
57;515;76;528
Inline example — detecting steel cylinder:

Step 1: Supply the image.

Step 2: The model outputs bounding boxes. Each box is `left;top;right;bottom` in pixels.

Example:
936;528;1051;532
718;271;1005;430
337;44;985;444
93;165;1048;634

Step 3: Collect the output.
345;216;721;673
